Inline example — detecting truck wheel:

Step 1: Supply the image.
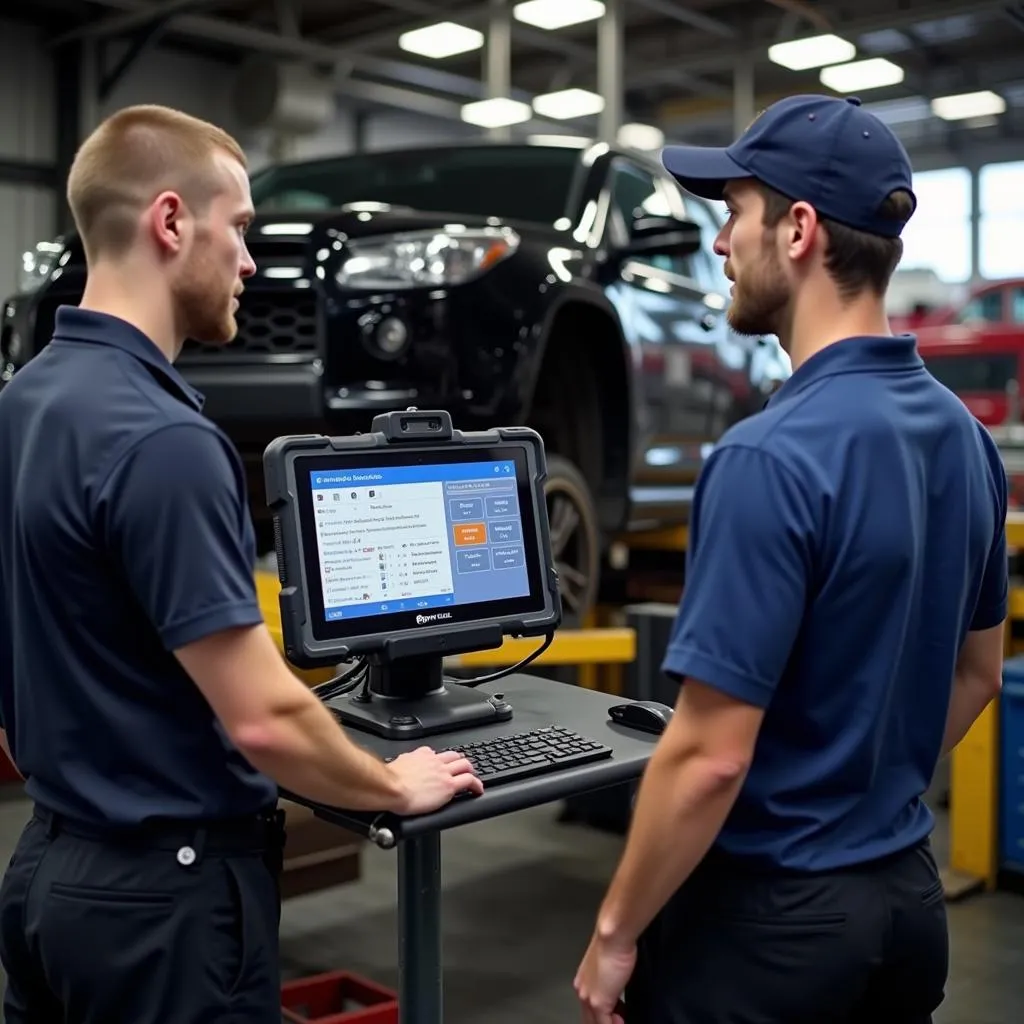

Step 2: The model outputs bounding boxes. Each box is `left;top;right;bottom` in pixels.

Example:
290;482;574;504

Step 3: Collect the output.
544;454;600;626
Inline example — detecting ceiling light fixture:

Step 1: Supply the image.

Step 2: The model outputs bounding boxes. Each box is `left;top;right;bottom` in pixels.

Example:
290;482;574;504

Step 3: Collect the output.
513;0;605;31
819;58;904;93
768;33;856;71
617;123;665;151
931;90;1006;120
460;97;534;128
527;135;590;147
398;21;484;59
533;88;605;120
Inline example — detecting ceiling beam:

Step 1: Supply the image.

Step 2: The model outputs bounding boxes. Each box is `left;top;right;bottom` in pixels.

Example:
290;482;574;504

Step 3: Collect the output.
360;0;595;60
629;0;736;39
636;0;1007;77
74;0;523;105
657;51;1024;127
64;0;1014;136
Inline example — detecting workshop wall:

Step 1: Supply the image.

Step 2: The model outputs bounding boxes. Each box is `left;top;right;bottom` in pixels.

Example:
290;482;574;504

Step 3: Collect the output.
0;19;56;301
97;43;476;171
96;45;237;136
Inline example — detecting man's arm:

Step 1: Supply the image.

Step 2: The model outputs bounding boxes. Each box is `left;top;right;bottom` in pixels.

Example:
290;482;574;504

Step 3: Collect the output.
592;445;813;947
941;442;1008;757
0;730;20;779
595;681;762;946
174;622;463;811
941;623;1004;757
99;424;480;814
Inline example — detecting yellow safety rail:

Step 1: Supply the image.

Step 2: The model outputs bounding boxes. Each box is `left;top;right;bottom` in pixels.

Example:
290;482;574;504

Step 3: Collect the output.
255;570;636;693
448;630;635;667
948;510;1024;892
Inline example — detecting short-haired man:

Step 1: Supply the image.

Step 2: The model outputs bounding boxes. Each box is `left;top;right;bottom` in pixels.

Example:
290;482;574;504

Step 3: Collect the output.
0;104;481;1023
574;94;1006;1024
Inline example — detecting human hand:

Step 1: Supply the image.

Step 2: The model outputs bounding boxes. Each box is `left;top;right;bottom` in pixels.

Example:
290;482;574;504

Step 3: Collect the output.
574;931;635;1024
387;746;484;815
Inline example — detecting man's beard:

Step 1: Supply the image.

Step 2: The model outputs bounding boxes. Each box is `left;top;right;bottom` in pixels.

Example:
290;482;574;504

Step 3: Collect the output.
173;250;238;349
727;239;790;339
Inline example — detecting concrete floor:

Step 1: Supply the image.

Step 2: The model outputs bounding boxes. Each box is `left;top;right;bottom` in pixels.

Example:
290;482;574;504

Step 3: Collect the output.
0;791;1020;1022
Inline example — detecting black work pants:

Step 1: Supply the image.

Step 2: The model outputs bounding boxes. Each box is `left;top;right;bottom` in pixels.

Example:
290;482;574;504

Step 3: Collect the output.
0;805;286;1024
625;838;949;1024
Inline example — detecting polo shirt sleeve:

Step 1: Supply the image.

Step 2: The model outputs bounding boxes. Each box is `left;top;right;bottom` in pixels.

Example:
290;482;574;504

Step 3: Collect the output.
97;423;264;651
662;444;816;709
970;445;1008;631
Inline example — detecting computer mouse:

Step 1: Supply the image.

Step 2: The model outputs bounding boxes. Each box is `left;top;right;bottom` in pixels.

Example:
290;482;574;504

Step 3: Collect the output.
608;700;674;735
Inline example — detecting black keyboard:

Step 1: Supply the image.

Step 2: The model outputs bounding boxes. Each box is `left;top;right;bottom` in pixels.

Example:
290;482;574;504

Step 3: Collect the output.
429;725;612;786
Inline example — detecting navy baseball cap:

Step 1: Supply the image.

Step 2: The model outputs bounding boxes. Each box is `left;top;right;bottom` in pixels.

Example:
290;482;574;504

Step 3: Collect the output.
662;94;917;238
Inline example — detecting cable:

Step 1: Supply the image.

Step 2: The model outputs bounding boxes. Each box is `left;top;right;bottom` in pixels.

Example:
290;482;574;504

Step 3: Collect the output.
312;658;368;702
313;631;555;702
456;631;555;688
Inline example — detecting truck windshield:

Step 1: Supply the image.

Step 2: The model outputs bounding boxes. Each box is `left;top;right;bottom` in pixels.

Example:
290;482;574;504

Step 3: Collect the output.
249;144;582;225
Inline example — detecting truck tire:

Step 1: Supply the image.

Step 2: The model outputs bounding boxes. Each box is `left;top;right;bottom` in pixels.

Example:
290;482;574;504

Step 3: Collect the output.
544;453;600;626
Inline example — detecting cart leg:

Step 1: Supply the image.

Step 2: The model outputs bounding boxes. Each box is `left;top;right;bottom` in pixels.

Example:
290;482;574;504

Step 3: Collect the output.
397;832;442;1024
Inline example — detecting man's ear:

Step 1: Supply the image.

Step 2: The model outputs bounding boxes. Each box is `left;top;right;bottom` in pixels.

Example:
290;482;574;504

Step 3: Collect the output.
784;200;819;262
147;191;188;256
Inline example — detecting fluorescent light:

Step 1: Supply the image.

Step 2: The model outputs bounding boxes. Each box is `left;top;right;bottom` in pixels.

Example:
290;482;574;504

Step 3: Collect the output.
819;58;904;93
768;33;856;71
527;134;590;147
460;97;533;128
260;222;313;235
931;90;1006;121
513;0;605;31
617;122;665;151
533;88;605;120
399;21;484;59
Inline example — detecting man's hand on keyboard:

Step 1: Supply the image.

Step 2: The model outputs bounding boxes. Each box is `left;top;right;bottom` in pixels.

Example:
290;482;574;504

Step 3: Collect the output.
387;746;484;815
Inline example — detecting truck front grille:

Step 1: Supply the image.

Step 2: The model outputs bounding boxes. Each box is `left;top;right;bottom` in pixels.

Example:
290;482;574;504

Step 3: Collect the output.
179;291;321;361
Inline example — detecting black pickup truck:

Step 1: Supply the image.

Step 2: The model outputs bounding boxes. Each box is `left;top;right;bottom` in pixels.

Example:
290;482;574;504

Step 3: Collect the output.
1;140;789;620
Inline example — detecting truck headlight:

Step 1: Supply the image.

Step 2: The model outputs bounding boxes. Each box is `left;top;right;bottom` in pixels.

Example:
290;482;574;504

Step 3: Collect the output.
335;227;519;291
19;239;65;293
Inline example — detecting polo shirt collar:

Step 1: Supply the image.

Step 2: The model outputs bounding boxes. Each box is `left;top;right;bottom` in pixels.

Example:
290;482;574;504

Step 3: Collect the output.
52;305;205;411
768;334;922;406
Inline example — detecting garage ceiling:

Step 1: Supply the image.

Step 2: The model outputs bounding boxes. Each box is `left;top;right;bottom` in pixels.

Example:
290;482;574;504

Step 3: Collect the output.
22;0;1024;157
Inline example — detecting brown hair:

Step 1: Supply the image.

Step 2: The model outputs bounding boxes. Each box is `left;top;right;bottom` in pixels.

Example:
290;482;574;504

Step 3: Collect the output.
66;104;248;263
757;183;915;300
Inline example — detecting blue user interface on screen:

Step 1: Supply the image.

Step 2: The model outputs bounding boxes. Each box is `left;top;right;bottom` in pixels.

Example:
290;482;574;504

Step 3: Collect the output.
309;460;529;622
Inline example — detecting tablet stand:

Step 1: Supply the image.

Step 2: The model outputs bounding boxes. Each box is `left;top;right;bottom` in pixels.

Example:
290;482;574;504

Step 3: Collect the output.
325;651;514;741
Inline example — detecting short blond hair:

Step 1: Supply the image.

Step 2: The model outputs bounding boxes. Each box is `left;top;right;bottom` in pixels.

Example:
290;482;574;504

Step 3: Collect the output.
67;104;248;262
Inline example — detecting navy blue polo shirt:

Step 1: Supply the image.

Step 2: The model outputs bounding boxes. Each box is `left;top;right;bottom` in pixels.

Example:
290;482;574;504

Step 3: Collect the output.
0;307;277;826
663;334;1008;871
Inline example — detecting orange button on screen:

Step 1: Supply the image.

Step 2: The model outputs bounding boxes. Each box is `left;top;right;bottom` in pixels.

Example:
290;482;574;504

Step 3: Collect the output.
453;523;486;546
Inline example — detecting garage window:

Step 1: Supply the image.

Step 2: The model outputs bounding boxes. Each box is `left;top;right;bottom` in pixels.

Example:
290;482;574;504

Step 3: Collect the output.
899;167;972;285
979;161;1024;280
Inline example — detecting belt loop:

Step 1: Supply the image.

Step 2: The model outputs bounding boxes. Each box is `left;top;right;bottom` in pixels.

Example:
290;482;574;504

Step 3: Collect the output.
43;810;59;840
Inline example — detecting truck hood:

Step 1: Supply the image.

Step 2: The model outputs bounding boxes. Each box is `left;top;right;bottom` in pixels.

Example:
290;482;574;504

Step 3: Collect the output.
247;202;535;246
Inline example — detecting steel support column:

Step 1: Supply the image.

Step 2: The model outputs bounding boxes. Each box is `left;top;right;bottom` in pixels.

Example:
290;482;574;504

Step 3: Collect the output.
486;0;512;141
54;40;82;232
79;40;100;139
733;59;756;138
598;0;624;144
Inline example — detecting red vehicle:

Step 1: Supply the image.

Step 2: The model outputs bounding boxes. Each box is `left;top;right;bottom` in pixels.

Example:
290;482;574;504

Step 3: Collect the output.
912;278;1024;427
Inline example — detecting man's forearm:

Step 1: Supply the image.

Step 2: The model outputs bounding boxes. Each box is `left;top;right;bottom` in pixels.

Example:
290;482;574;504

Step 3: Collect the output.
0;729;20;779
238;690;407;812
595;745;747;947
941;670;1001;756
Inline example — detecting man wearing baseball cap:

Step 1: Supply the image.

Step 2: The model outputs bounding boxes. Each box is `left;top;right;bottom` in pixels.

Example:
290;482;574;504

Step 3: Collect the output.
575;94;1006;1023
